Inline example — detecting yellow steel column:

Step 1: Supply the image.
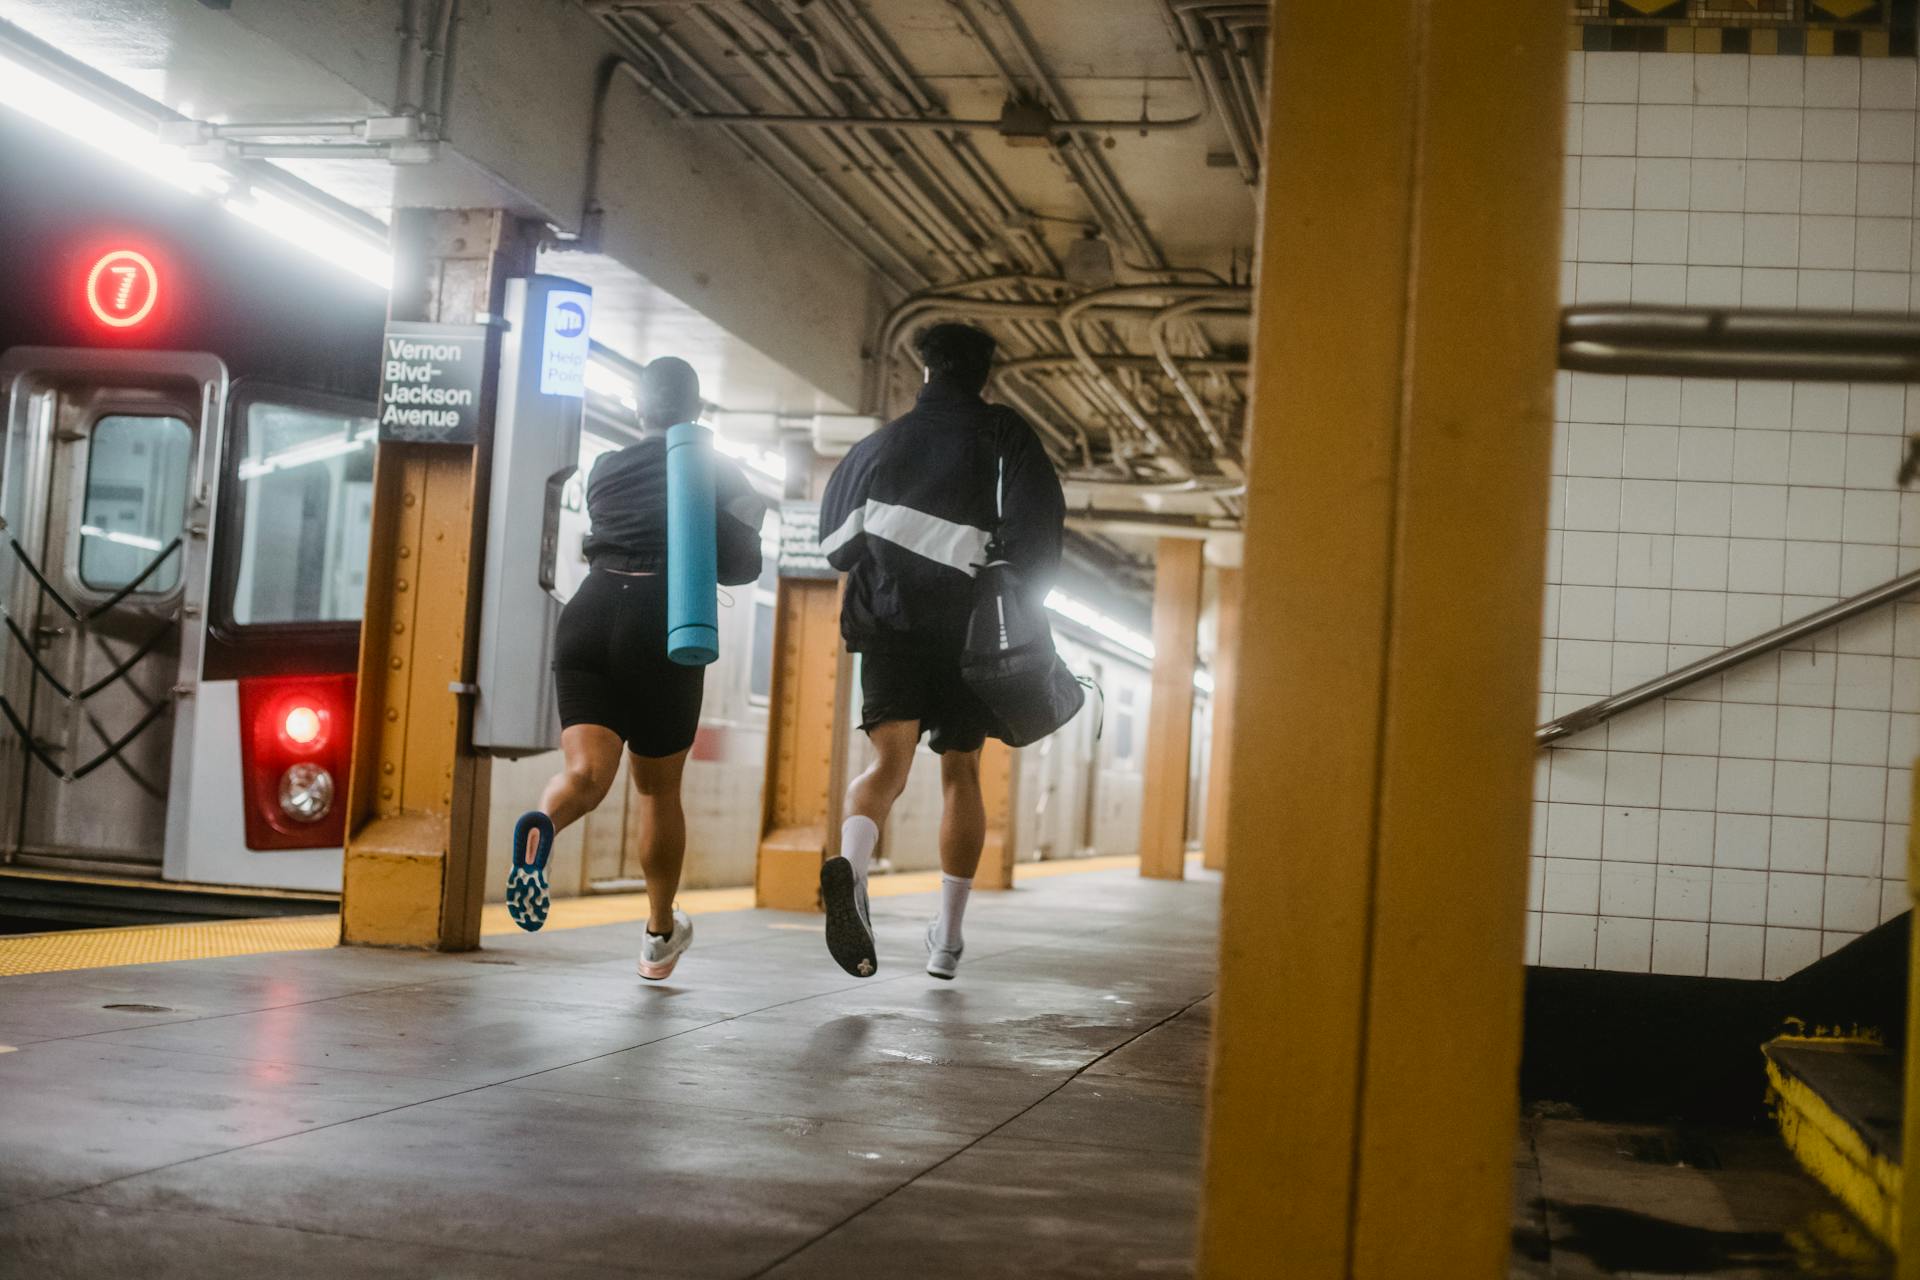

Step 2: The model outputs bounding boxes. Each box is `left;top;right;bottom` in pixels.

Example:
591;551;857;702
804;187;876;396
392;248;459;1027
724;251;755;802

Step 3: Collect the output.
756;452;853;911
1197;3;1563;1277
341;209;540;950
755;576;848;909
1201;566;1241;873
974;738;1018;890
1140;537;1204;880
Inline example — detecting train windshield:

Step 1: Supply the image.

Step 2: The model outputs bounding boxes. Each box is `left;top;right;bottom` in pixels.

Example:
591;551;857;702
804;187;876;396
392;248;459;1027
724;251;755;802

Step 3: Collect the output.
228;399;375;625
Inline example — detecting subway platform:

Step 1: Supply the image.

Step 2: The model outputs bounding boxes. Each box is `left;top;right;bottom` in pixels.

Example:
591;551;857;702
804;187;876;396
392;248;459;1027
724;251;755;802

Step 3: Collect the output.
0;862;1889;1279
1;865;1216;1278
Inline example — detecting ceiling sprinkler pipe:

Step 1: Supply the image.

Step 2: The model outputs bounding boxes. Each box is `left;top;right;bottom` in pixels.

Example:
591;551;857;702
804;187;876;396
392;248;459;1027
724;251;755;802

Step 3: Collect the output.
594;9;924;290
1148;296;1247;463
1161;3;1255;184
1057;285;1251;476
1067;475;1247;497
397;0;428;117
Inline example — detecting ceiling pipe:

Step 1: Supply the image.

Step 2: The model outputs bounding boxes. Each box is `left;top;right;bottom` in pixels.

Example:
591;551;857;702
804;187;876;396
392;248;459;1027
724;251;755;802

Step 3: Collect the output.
1148;296;1249;466
1161;1;1255;185
662;104;1208;134
587;9;925;289
1057;284;1251;479
0;17;389;242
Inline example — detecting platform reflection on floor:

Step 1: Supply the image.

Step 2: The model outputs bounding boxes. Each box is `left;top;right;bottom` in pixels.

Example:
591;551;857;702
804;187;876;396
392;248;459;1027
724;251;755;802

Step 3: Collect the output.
0;866;1217;1279
0;861;1896;1279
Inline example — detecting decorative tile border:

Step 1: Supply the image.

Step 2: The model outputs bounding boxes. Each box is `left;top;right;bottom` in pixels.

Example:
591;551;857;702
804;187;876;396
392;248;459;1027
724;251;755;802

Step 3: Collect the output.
1572;0;1917;55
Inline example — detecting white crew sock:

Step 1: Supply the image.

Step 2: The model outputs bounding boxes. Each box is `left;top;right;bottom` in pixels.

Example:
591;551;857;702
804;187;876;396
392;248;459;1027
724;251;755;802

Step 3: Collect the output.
935;873;972;950
840;815;879;881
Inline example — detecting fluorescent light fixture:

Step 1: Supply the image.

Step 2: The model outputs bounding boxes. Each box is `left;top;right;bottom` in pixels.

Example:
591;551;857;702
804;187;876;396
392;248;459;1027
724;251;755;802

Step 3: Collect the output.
586;355;789;485
222;188;391;287
237;426;376;480
1045;589;1153;661
712;432;787;485
79;524;164;551
585;357;639;410
0;49;391;285
0;51;228;195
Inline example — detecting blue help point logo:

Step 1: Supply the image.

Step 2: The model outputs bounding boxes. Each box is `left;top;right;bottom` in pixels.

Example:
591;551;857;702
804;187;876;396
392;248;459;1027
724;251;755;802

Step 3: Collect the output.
539;288;592;397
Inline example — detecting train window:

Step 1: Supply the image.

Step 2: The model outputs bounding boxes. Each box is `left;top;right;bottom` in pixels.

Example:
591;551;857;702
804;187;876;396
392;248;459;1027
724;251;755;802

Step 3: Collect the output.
748;556;778;703
228;400;375;625
78;414;192;595
1112;684;1136;762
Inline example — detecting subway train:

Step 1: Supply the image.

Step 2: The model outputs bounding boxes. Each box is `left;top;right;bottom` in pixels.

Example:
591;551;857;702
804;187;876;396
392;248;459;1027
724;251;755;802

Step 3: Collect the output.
0;108;1157;904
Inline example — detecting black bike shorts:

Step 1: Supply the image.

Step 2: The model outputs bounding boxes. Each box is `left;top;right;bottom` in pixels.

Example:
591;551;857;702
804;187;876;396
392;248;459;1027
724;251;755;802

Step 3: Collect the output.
553;570;704;758
857;640;994;755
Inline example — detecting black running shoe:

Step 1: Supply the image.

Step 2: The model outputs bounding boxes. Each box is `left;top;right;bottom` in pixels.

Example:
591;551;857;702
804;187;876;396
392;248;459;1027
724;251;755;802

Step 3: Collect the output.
821;856;877;978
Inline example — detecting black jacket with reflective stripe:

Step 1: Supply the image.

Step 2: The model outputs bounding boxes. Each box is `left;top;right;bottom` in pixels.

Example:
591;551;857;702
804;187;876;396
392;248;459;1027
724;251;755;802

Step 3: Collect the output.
819;383;1064;651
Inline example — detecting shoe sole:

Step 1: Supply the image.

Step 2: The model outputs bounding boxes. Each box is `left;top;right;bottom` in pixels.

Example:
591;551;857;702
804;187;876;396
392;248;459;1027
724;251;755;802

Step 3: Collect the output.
926;964;956;981
505;864;549;932
637;956;680;981
821;859;877;978
506;813;553;932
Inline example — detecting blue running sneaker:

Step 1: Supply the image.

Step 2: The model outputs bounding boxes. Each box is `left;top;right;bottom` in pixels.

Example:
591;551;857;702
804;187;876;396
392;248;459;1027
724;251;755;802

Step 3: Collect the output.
506;811;554;932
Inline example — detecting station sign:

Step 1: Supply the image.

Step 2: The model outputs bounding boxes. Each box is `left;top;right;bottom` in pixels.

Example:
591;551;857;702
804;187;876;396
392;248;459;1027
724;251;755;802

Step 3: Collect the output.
377;321;489;444
777;500;837;580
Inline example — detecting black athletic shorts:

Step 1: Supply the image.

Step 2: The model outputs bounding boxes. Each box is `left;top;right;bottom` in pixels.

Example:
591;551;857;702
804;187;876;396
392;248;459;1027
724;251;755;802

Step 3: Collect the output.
553;570;703;758
857;639;994;755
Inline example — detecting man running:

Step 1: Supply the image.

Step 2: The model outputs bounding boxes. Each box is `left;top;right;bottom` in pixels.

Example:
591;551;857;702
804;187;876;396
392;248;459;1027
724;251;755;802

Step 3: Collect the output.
816;323;1064;979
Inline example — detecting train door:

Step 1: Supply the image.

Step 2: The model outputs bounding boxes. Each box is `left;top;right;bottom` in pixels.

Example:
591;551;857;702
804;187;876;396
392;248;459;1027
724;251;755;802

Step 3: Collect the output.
1077;658;1105;857
0;349;225;877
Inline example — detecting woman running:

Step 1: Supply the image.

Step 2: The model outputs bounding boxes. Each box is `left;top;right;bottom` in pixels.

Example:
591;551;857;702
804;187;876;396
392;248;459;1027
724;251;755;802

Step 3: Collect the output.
507;357;767;980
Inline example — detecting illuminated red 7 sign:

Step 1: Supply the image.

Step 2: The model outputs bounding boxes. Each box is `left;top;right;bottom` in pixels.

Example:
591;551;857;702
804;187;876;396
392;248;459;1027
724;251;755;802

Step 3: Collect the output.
86;250;159;328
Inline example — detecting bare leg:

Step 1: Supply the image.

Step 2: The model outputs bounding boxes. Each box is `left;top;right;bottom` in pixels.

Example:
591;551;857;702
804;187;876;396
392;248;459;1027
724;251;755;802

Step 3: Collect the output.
629;748;690;935
846;718;921;832
525;725;623;863
937;748;986;879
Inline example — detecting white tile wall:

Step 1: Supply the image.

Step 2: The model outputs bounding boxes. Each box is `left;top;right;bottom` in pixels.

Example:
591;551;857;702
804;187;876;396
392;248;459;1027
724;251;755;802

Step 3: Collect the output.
1537;51;1920;979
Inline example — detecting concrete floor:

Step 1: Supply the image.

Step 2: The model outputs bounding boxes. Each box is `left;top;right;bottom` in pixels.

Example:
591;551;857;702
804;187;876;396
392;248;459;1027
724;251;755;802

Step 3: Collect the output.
0;863;1892;1278
0;866;1218;1279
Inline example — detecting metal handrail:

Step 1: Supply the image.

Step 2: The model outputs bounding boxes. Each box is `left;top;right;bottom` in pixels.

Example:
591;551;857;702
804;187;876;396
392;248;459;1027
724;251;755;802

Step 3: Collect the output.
1536;568;1920;747
1561;306;1920;382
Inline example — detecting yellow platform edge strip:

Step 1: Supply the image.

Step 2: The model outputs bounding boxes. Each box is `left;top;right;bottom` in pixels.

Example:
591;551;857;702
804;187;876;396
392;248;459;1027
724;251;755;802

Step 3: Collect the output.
1766;1054;1903;1247
0;852;1173;978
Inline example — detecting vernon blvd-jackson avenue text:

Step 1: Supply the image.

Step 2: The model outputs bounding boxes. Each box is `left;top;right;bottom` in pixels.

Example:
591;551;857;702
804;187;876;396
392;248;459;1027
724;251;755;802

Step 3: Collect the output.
381;337;476;430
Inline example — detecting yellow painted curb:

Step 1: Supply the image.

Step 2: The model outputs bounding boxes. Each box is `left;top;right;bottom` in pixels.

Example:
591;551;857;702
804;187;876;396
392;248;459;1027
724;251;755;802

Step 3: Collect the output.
0;853;1167;977
1766;1051;1902;1247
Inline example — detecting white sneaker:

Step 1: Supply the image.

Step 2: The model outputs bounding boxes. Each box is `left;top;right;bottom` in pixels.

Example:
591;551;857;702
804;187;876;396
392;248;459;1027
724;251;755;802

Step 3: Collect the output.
638;908;693;981
925;919;963;981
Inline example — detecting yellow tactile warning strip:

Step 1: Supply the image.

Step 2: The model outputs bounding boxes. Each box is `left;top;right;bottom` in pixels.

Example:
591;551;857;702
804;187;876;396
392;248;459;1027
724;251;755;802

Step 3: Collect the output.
0;853;1187;978
0;915;342;978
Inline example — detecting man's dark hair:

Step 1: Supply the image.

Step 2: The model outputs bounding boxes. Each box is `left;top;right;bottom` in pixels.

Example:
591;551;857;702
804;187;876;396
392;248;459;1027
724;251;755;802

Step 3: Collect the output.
915;323;997;396
638;356;702;430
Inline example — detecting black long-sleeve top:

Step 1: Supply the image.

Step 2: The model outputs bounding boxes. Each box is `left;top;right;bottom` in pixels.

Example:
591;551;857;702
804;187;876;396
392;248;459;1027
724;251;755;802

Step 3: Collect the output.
581;434;767;586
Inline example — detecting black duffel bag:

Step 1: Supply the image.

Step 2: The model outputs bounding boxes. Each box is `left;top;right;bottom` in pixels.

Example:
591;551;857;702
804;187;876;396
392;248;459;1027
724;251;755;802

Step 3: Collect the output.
960;448;1086;747
961;555;1086;747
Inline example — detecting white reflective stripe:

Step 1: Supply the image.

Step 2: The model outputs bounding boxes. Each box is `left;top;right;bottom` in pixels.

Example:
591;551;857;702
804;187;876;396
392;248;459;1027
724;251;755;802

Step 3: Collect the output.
863;499;990;576
819;506;866;556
